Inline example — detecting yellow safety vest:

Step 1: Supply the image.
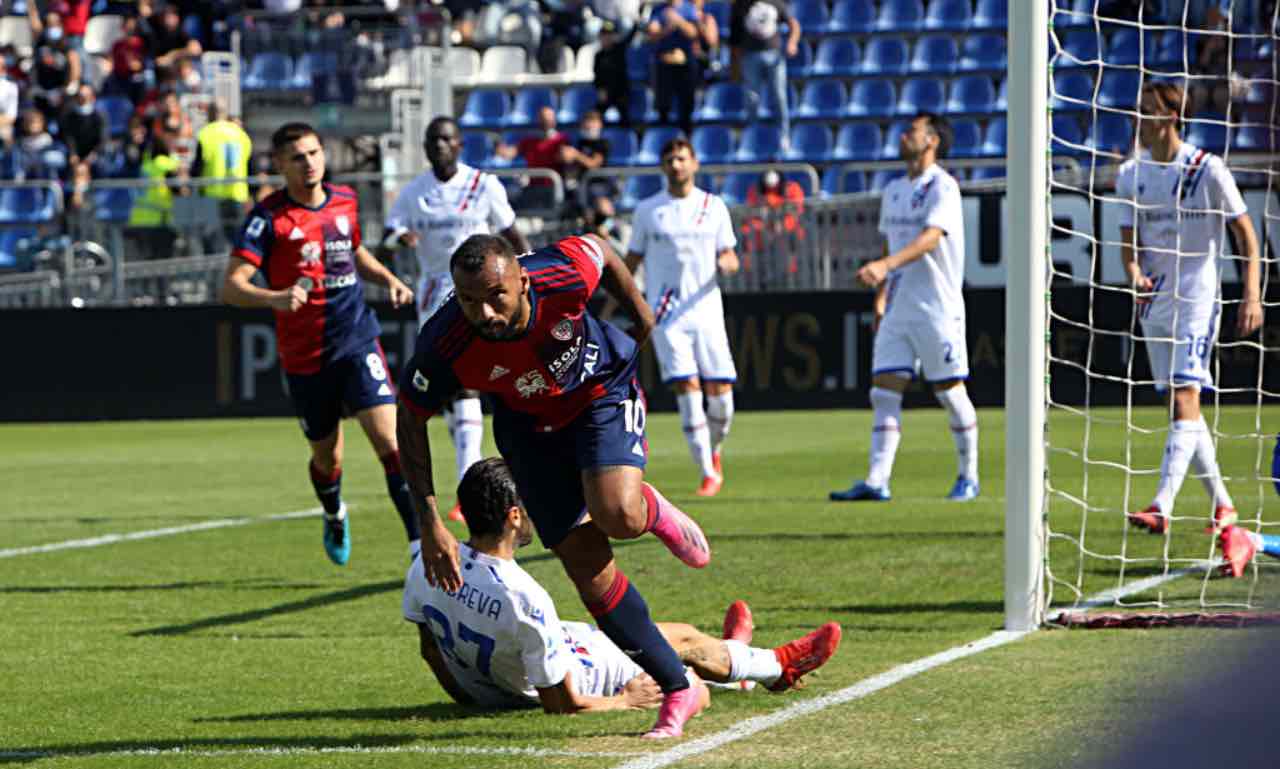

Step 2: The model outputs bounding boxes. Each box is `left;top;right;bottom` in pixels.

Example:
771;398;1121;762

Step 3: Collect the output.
128;152;180;228
197;120;252;202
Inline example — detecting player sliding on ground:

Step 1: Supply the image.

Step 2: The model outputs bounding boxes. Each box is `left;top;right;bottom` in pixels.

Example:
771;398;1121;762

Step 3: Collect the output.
403;458;843;720
396;232;718;738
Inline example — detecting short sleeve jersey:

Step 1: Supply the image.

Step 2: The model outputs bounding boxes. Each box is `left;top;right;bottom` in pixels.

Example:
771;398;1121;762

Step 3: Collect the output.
627;188;736;324
231;184;380;374
399;236;637;432
877;164;966;324
1114;143;1247;320
385;163;516;276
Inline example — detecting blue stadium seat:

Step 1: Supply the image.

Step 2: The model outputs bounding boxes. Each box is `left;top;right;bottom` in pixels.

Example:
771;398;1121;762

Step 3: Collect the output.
833;122;882;161
734;124;782;162
1050;115;1086;156
558;85;597;125
784;123;833;162
1186;117;1229;154
881;121;912;158
811;37;861;77
994;77;1007;111
870;169;906;192
1149;30;1189;74
796;80;847;119
861;37;909;75
820;167;866;196
846;78;896;118
971;0;1006;30
1056;29;1100;68
910;34;958;74
790;0;830;34
970;166;1006;181
602;127;639;165
873;0;924;31
242;52;292;90
0;187;57;224
1097;69;1141;109
694;82;748;123
691;124;734;164
949;119;982;158
506;87;557;128
459;90;511;128
896;77;945;115
704;0;730;32
636;126;682;165
628;85;659;124
1052;0;1093;29
1086;112;1134;155
981;118;1007;158
828;0;875;33
719;172;757;207
619;174;665;210
627;44;653;82
958;33;1006;71
490;131;528;169
98;96;133;138
1051;71;1094;112
1232;125;1278;153
946;75;997;114
460;133;492;166
292;51;338;90
1105;28;1156;67
0;229;35;271
787;40;813;77
757;84;799;120
92;187;137;223
924;0;972;31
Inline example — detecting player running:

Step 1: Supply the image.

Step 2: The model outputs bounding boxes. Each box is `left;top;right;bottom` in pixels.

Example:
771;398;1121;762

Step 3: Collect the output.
830;112;980;503
396;231;716;738
382;116;530;520
1120;82;1263;536
403;458;842;717
221;122;418;566
626;138;740;497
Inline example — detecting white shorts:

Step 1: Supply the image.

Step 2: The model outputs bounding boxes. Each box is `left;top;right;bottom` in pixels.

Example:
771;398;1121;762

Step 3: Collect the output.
1139;304;1218;391
652;315;738;384
872;315;969;383
561;621;644;698
417;271;455;329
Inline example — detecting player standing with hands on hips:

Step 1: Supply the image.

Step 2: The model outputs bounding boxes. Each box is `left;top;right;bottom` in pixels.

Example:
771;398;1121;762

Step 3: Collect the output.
381;116;530;519
626;138;739;497
221;123;419;566
830;112;980;503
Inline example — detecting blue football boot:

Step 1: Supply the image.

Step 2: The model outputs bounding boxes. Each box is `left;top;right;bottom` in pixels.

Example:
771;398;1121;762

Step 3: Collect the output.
323;503;351;565
829;480;892;502
946;477;980;501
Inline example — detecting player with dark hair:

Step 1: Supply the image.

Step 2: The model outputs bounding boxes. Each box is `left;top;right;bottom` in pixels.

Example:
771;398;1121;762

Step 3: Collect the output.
396;230;718;738
221;122;420;566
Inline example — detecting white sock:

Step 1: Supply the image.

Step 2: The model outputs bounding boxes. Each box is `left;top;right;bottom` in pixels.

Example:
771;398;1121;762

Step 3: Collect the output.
452;397;484;481
676;391;716;478
408;538;421;561
935;385;979;481
723;639;783;684
1189;417;1234;509
1153;419;1201;513
705;390;734;454
866;387;903;488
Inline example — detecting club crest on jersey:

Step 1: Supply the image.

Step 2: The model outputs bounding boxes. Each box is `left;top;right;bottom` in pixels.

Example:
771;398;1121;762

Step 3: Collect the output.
300;241;322;263
412;370;430;392
551;319;574;341
515;370;549;398
335;215;350;236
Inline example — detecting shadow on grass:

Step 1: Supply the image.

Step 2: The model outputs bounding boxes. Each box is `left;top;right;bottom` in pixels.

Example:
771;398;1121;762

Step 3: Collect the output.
0;734;419;765
1;579;329;594
709;531;1001;542
830;600;1004;615
193;703;496;724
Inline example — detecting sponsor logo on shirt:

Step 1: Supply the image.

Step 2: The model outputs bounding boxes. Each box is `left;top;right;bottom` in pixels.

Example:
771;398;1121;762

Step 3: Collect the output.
515;370;549;398
547;336;583;380
323;273;357;289
300;241;322;263
335;215;351;236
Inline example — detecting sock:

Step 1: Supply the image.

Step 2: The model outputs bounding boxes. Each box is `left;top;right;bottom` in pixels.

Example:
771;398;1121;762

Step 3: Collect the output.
452;397;484;482
408;538;422;561
676;391;716;479
935;385;979;481
723;639;783;685
379;450;421;542
309;460;343;516
587;571;689;693
1153;419;1201;513
866;387;903;488
1189;417;1234;509
705;391;734;455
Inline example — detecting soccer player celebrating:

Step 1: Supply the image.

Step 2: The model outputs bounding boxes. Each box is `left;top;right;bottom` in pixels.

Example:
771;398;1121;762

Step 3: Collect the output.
221;122;418;566
403;458;842;714
396;231;715;738
1121;82;1262;536
382;116;530;517
626;138;740;497
830;113;979;503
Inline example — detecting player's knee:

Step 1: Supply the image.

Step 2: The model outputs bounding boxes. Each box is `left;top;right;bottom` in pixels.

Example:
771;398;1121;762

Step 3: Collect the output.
871;373;909;392
594;498;648;539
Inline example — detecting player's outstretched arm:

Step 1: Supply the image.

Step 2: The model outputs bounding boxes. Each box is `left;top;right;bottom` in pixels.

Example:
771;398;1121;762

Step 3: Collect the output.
354;245;414;307
1228;213;1264;336
220;256;305;312
396;399;462;590
536;670;662;714
595;234;656;343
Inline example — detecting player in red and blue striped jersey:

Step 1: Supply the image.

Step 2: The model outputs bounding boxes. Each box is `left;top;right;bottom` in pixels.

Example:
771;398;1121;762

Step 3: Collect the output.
221;122;419;567
396;232;714;738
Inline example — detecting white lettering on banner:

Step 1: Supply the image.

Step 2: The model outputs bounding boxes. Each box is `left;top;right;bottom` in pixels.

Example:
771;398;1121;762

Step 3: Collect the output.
240;324;276;401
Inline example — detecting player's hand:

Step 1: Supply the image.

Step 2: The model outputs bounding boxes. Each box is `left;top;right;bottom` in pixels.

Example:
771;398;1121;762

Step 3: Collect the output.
388;277;414;308
398;231;420;248
1130;274;1154;305
1237;298;1263;337
272;284;308;313
717;250;740;276
856;259;888;289
621;674;663;709
421;524;463;592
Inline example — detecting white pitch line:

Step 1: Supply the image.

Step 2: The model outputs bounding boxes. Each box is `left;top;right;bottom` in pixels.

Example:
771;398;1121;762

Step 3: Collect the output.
0;508;323;559
0;744;636;761
1046;561;1214;618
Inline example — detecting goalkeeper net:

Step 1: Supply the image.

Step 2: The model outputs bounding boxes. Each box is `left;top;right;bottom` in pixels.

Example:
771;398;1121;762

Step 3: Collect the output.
1041;0;1280;623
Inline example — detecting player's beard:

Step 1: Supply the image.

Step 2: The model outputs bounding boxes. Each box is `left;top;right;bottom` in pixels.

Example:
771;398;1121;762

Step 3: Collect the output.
475;297;530;341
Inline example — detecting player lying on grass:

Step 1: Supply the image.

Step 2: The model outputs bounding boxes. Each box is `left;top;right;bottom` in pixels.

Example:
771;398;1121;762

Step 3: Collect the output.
1219;524;1280;579
402;457;843;719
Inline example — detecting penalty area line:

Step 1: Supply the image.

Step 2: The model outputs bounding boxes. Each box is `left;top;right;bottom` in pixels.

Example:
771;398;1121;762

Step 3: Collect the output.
0;744;638;761
0;508;324;560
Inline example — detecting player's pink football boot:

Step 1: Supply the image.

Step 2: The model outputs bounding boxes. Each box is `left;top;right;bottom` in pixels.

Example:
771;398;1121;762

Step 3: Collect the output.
1127;505;1168;534
696;474;723;497
723;600;753;643
642;677;711;739
646;484;711;568
1219;525;1256;579
1205;504;1238;533
768;622;843;692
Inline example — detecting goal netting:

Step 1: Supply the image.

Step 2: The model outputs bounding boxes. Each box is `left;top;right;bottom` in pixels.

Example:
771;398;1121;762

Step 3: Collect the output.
1039;0;1280;623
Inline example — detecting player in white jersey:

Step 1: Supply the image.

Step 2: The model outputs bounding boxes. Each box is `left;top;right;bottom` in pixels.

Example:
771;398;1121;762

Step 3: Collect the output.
403;458;842;716
829;113;979;503
1119;82;1263;536
626;138;740;497
382;116;530;516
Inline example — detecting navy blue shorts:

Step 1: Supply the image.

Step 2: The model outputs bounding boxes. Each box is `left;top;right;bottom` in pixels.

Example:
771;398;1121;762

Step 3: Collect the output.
493;375;648;550
284;339;396;441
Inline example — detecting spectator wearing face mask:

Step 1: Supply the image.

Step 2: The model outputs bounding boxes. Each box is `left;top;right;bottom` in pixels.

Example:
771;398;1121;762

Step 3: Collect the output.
494;106;571;211
13;108;70;181
105;16;153;104
27;6;83;119
145;3;204;72
60;83;106;169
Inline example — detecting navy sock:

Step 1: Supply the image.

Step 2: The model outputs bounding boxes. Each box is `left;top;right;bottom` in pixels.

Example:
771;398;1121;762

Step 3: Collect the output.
308;461;342;516
589;571;689;693
379;451;421;542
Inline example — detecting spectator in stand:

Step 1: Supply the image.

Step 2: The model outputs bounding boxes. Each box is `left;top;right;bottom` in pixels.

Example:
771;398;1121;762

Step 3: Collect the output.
0;57;18;147
174;55;203;96
594;21;634;128
249;151;278;203
13;108;70;180
585;193;629;255
151;89;194;154
106;16;152;104
478;0;543;52
740;169;805;283
646;0;715;137
60;0;93;76
145;2;203;72
60;83;106;171
539;0;599;74
193;101;252;253
494;105;570;210
593;0;641;36
692;0;722;81
564;108;610;204
443;0;483;46
730;0;799;150
126;132;183;260
27;7;83;120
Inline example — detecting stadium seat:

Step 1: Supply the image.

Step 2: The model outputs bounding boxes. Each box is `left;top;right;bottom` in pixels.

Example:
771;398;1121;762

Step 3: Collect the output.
602;127;639;165
861;37;909;75
447;47;482;82
1232;125;1279;153
873;0;925;31
558;85;597;125
619;174;665;210
83;14;124;56
757;84;799;120
1148;30;1188;75
896;77;945;115
626;44;654;82
910;34;958;74
718;172;757;206
98;96;133;138
820;167;866;196
292;51;338;90
833;122;882;161
946;75;997;114
480;46;528;82
870;169;905;192
573;41;599;81
796;80;847;119
1052;0;1093;29
1105;28;1156;67
784;123;833;162
790;0;831;34
506;87;558;128
704;0;730;32
958;33;1006;71
0;16;32;56
628;84;659;124
1186;117;1229;153
1050;114;1086;156
1051;71;1095;112
734;124;783;162
1086;112;1134;155
691;124;734;164
636;126;682;165
949;119;982;158
459;89;511;129
811;37;861;77
971;0;1007;30
92;187;138;224
787;40;814;77
0;187;57;224
994;77;1007;111
828;0;876;33
981;117;1007;158
1097;69;1141;109
846;78;896;118
242;52;293;90
1056;29;1100;68
460;132;493;166
924;0;972;31
694;82;749;123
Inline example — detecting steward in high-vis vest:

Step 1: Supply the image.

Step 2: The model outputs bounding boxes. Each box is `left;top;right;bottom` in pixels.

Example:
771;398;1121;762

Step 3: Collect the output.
125;134;181;260
193;102;253;252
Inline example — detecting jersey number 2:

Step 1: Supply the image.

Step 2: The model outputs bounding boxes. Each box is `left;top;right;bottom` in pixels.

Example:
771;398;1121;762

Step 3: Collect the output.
422;605;496;676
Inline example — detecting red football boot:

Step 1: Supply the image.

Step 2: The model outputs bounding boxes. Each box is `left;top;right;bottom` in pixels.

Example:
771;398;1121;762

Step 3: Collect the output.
1127;505;1168;534
1219;525;1256;579
768;622;843;692
696;474;723;497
